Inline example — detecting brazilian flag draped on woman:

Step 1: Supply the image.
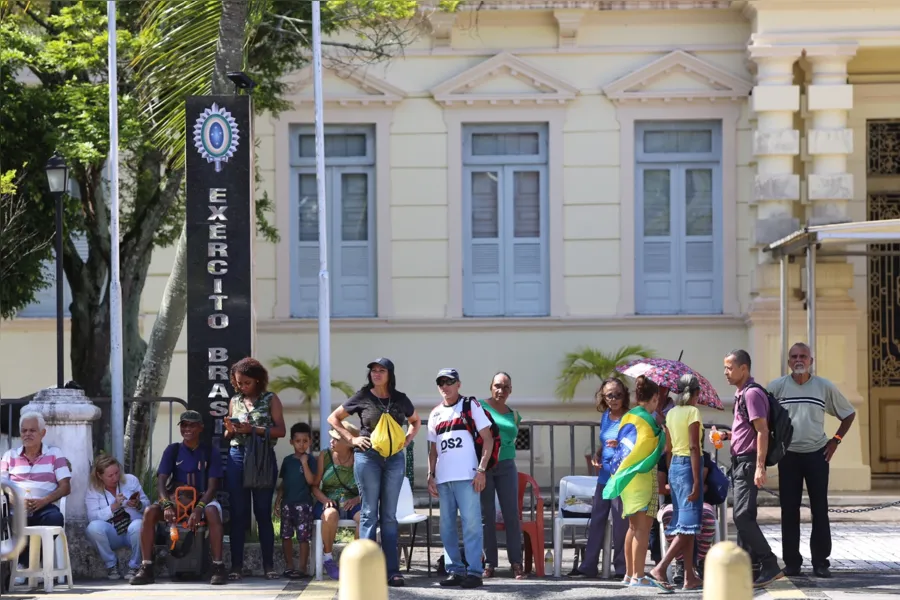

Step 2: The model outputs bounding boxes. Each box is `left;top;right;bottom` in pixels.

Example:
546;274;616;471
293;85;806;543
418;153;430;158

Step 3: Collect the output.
602;405;666;515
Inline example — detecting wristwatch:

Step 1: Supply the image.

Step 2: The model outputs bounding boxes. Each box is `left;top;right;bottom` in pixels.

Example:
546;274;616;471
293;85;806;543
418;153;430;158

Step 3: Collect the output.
832;435;842;445
476;467;486;474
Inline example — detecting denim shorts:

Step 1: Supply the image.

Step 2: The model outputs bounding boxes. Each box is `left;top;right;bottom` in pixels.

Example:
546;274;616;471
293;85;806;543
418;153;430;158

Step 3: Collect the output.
665;455;702;536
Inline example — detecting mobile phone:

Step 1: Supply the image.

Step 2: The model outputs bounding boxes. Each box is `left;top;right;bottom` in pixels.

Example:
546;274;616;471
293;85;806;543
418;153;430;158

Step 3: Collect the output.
229;417;242;424
130;491;140;500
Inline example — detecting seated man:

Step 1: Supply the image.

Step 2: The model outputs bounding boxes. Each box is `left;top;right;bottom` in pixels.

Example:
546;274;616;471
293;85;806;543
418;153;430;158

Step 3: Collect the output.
130;410;227;585
0;413;71;576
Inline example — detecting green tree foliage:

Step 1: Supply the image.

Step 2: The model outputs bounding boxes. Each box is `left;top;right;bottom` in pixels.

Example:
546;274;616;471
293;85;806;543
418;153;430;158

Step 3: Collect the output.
269;357;355;427
556;345;656;402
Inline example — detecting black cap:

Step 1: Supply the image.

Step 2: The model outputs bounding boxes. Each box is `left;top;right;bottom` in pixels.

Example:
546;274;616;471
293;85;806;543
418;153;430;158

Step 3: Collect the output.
435;368;460;384
367;358;395;373
178;410;203;425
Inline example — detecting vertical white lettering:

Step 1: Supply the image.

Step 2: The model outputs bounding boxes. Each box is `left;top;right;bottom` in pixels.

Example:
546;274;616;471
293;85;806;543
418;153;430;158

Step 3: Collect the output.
209;294;228;311
208;314;229;329
209;188;227;203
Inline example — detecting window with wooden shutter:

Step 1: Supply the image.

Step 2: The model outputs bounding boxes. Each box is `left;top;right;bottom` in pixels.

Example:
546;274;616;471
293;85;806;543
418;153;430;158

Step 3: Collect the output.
635;121;722;315
289;126;376;318
463;124;549;317
16;234;89;318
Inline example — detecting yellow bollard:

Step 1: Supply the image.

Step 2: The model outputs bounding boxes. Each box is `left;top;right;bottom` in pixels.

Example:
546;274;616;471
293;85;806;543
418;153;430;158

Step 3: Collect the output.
339;539;388;600
703;541;753;600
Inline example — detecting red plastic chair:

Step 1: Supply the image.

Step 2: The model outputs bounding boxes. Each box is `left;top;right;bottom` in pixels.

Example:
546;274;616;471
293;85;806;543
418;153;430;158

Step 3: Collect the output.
496;472;546;577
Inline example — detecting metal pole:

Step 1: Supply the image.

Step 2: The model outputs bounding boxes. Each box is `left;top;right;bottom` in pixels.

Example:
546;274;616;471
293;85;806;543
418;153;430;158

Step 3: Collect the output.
779;254;789;377
108;0;124;463
312;1;332;451
806;244;817;375
55;192;64;388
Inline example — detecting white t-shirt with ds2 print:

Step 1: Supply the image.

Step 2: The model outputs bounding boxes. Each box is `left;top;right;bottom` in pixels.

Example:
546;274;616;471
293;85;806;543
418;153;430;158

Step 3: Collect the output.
427;397;493;485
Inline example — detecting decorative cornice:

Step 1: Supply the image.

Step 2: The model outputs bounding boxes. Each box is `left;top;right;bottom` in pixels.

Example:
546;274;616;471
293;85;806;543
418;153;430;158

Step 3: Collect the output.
291;66;406;106
423;0;732;10
430;52;578;106
603;49;752;103
553;9;585;48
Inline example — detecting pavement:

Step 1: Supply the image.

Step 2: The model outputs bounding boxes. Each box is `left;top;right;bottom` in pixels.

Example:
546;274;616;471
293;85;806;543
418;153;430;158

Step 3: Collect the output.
4;505;899;599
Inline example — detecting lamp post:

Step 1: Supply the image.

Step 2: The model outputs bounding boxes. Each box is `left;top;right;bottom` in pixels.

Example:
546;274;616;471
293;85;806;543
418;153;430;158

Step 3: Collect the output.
45;152;68;389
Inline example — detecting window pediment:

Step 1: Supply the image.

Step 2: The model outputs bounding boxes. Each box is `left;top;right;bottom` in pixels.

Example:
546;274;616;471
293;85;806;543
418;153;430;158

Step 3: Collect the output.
289;66;406;106
604;50;752;104
431;52;578;107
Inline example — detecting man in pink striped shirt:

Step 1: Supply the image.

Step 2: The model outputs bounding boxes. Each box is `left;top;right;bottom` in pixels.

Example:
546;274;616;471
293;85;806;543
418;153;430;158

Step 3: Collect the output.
1;412;72;563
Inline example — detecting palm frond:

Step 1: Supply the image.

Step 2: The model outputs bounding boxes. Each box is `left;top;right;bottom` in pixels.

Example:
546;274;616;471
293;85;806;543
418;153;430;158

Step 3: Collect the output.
269;356;354;403
555;345;655;402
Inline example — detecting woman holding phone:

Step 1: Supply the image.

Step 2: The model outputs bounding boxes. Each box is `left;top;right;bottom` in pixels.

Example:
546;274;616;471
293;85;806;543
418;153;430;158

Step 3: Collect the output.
85;455;151;580
224;358;287;581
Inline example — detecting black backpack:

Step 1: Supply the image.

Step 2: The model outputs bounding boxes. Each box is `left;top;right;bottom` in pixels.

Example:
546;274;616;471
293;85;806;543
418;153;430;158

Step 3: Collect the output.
736;382;793;467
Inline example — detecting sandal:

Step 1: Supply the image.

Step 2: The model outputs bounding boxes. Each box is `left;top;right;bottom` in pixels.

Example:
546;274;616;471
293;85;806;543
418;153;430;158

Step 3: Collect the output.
482;566;495;579
265;571;280;580
227;571;243;582
387;575;405;587
512;563;527;580
283;569;300;579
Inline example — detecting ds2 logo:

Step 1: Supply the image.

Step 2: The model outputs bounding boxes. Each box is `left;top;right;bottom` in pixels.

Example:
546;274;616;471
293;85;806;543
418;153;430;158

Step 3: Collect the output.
440;437;464;451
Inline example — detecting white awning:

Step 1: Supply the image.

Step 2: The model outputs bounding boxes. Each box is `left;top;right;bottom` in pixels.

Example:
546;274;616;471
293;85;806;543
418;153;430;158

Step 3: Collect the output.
763;219;900;258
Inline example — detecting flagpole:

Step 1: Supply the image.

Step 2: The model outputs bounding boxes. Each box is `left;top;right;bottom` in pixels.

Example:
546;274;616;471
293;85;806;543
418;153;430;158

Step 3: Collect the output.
108;0;125;463
312;1;332;451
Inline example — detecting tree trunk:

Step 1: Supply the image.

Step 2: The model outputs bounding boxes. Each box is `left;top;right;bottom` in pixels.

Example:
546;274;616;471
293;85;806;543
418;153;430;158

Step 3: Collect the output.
126;0;249;473
126;223;188;472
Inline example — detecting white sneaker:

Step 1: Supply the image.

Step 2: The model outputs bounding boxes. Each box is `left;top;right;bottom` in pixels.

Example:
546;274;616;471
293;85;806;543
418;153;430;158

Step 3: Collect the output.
107;566;122;580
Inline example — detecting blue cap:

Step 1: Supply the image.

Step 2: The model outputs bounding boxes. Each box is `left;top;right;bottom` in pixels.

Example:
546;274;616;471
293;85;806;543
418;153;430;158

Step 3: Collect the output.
435;368;460;384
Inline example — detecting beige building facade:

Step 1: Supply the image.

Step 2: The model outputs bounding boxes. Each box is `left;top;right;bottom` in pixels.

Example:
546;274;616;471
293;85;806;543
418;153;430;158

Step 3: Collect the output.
4;0;900;490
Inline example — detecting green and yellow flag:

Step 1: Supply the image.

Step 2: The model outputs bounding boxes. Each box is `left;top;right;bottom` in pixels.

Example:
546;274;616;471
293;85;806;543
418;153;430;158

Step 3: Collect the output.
601;406;665;512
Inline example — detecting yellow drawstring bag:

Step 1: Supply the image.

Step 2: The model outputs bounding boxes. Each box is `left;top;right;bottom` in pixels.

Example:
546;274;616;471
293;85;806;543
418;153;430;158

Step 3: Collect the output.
370;400;405;458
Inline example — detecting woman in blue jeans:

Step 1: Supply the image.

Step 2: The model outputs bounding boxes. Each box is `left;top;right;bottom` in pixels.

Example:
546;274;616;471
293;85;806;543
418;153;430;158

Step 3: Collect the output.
327;358;421;587
224;358;287;581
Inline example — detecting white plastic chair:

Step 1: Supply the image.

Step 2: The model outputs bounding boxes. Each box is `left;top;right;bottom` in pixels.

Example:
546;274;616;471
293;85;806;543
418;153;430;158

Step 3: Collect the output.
552;476;614;578
10;496;73;592
313;511;359;581
657;494;724;581
396;477;428;572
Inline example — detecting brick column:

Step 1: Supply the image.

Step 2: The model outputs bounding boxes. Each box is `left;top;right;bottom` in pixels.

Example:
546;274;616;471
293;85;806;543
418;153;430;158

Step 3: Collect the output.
749;46;802;298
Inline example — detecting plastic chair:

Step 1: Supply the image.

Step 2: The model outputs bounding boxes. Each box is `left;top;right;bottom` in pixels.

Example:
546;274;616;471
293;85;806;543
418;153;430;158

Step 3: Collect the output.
396;477;429;574
10;496;73;592
552;476;614;578
496;472;545;577
313;513;359;581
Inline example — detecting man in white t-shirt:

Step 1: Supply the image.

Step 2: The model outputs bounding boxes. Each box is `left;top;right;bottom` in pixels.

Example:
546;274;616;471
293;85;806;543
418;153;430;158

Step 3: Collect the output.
427;368;495;589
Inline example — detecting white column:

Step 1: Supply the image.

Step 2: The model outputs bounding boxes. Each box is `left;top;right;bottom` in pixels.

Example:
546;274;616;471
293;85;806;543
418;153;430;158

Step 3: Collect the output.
23;388;101;523
805;46;857;226
749;46;802;298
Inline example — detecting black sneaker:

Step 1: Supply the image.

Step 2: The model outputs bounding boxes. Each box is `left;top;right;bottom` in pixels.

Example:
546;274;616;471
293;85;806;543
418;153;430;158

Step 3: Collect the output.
753;564;784;588
440;574;464;587
783;565;802;577
813;566;831;578
210;562;228;585
129;563;155;586
459;574;483;589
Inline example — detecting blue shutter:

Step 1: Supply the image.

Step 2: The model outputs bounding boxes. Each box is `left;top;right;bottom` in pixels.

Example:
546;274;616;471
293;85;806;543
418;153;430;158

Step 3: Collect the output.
464;169;504;316
680;166;720;313
293;171;320;317
636;167;677;314
505;167;548;316
17;234;88;318
332;169;375;317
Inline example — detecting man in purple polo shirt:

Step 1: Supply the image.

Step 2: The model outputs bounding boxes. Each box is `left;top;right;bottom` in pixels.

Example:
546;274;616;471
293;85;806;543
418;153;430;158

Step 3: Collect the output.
130;410;227;586
712;349;783;588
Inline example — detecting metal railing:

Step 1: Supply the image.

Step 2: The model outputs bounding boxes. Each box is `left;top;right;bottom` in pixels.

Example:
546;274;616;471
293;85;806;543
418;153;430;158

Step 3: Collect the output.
1;395;187;476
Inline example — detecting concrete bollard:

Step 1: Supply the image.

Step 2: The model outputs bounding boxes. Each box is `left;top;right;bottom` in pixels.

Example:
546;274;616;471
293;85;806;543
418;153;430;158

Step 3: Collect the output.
703;541;752;600
339;539;388;600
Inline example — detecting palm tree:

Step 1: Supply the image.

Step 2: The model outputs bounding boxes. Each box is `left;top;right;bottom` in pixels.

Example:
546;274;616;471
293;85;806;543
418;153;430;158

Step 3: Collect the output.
556;345;655;402
268;357;356;429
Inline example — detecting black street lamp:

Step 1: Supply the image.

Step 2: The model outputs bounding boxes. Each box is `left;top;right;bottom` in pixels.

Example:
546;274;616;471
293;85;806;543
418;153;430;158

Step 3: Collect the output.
45;152;68;389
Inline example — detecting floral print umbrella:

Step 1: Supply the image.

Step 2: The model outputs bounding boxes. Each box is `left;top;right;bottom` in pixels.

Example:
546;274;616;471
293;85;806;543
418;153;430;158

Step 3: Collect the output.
615;358;725;410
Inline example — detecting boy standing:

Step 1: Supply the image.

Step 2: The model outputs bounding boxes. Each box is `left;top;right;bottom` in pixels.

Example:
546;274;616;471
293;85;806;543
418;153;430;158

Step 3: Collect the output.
274;423;317;578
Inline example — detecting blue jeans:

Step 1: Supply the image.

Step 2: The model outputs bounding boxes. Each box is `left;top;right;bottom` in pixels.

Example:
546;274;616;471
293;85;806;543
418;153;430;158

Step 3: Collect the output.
438;479;483;577
353;449;405;578
86;519;143;569
227;445;277;570
666;456;702;536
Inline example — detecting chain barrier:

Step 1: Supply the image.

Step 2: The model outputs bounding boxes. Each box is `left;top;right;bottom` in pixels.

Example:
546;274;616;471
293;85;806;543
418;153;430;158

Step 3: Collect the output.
758;486;900;513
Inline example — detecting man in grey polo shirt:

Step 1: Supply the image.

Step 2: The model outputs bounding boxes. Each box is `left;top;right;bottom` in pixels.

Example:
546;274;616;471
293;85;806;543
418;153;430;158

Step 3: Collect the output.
768;342;856;579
